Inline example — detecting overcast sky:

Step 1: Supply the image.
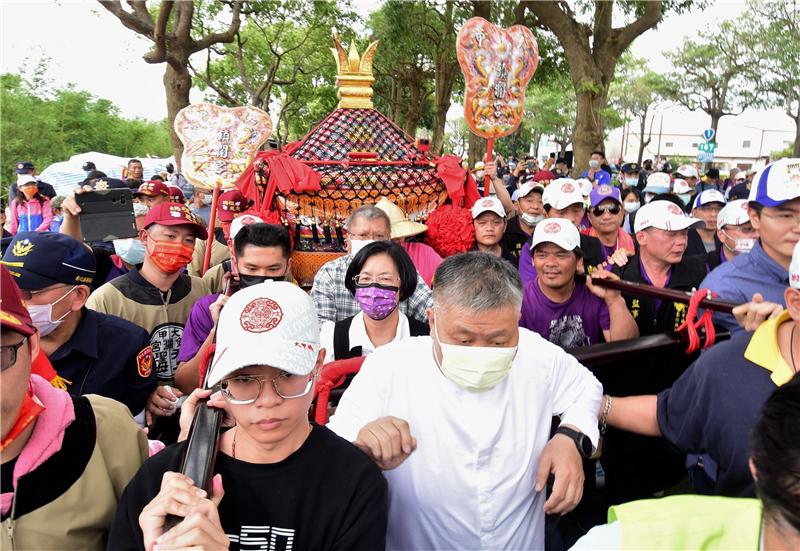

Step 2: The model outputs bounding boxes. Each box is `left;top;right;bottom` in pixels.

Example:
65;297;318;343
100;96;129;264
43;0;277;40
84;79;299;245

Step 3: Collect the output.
0;0;768;124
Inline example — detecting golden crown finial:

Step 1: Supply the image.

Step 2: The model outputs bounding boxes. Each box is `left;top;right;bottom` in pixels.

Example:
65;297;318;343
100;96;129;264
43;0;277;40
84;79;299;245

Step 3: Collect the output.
331;33;379;109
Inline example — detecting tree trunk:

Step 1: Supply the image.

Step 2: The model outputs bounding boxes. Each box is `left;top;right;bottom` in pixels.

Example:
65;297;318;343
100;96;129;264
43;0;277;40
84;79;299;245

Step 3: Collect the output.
164;63;192;165
532;130;542;158
431;1;458;156
572;85;609;176
468;132;487;167
404;80;423;137
794;118;800;158
637;109;651;165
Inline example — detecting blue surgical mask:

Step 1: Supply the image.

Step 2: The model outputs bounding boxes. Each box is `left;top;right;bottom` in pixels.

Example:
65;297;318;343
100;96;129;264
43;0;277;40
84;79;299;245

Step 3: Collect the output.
677;193;692;206
113;238;146;265
624;177;638;187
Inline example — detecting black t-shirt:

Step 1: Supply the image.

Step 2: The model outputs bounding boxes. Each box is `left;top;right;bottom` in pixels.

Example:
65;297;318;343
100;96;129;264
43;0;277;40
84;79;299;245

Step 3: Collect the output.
1;456;17;495
108;424;388;551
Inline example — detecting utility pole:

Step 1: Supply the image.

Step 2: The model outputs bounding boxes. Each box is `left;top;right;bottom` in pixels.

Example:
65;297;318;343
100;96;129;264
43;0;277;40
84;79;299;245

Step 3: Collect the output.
655;115;664;162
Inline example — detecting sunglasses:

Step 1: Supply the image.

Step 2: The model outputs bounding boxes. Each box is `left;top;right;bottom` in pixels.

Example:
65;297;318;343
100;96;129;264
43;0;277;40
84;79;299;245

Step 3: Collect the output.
591;204;622;217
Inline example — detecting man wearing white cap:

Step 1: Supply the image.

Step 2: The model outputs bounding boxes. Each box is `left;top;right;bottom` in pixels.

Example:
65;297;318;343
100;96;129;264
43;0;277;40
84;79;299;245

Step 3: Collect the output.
600;239;800;497
328;252;602;550
109;282;389;550
471;196;518;265
707;199;758;270
521;219;638;348
174;220;294;394
675;164;700;191
614;201;707;333
691;189;727;253
606;200;709;500
501;180;545;264
518;179;605;284
701;158;800;333
642;172;671;204
671;178;693;208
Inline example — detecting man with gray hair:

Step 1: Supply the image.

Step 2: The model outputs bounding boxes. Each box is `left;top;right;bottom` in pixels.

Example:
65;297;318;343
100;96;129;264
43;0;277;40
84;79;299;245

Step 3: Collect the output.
328;251;603;550
311;204;433;323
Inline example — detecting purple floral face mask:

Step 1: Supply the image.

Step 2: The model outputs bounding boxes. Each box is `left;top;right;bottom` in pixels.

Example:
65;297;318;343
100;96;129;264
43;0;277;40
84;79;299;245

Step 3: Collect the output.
354;284;399;320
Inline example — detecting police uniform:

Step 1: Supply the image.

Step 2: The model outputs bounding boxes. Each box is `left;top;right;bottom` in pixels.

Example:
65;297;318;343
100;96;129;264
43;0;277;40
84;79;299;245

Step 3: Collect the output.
0;232;156;415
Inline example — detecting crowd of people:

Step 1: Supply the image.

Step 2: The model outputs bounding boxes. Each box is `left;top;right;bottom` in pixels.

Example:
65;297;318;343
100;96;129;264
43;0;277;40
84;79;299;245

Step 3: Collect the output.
1;151;799;551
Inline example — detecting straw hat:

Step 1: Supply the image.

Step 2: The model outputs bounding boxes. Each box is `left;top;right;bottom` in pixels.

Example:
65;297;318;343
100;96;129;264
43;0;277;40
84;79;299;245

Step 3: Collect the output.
375;197;428;239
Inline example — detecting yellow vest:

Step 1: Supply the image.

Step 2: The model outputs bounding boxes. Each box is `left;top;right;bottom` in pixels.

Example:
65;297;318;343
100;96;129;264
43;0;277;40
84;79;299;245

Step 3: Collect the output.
609;495;762;550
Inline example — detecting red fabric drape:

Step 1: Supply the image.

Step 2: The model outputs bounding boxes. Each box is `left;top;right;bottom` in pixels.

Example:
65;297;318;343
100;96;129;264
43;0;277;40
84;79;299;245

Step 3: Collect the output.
313;356;366;424
434;154;481;209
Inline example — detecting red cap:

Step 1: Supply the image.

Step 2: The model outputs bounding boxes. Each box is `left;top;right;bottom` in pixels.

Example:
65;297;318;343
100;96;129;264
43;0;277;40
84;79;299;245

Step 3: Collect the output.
218;189;251;222
144;202;209;240
533;170;556;183
167;186;186;203
134;180;170;198
0;265;36;337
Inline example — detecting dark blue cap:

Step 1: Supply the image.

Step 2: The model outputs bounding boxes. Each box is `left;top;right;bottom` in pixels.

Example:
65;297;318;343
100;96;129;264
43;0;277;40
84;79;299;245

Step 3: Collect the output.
1;232;96;291
15;161;34;174
620;163;639;174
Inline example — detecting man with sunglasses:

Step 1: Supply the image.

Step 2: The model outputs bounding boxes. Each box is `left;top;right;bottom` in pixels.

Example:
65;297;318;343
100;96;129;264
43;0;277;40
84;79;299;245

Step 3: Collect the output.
109;282;388;551
521;219;638;348
1;232;155;416
584;184;636;263
0;265;147;549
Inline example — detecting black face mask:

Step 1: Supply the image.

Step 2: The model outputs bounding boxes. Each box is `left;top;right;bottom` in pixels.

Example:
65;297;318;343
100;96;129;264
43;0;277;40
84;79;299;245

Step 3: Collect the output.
238;274;285;289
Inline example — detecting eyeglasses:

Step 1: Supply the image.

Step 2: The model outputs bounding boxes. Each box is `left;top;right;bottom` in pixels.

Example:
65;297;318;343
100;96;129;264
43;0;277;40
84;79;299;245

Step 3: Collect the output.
591;204;622;217
352;274;400;287
348;232;390;241
761;211;800;227
19;284;69;301
220;372;315;404
1;339;27;372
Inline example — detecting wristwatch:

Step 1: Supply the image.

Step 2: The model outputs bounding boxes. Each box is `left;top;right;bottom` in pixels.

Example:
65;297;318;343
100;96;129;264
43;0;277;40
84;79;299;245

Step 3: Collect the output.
555;426;593;459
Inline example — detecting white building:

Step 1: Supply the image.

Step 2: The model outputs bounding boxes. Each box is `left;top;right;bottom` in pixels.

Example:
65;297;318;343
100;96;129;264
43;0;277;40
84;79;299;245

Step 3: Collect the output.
605;106;796;171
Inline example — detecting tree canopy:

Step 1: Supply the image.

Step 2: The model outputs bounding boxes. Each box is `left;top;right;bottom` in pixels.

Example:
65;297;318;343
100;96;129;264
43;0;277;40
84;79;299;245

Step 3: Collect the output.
0;70;172;187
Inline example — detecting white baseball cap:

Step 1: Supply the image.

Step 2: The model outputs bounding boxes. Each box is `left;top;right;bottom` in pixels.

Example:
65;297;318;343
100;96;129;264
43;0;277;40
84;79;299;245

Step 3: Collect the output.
672;178;692;194
634;200;705;232
791;240;800;289
530;218;582;255
229;214;264;241
576;178;593;197
471;196;506;219
543;178;584;210
512;181;544;201
717;199;751;229
643;172;671;194
16;174;37;187
692;189;727;209
206;281;321;386
748;157;800;207
473;161;485;171
676;165;699;179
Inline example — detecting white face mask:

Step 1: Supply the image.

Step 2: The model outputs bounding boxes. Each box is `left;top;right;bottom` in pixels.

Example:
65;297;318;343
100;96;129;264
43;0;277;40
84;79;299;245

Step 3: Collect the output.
113;238;146;265
475;170;485;180
589;160;601;170
349;238;375;258
28;286;77;337
644;193;655;204
201;193;212;206
433;320;517;391
624;201;640;213
734;238;755;253
520;212;544;227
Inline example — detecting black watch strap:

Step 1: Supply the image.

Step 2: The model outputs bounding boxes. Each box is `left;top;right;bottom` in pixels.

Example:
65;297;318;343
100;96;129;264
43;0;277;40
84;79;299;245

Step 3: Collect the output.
555;426;593;458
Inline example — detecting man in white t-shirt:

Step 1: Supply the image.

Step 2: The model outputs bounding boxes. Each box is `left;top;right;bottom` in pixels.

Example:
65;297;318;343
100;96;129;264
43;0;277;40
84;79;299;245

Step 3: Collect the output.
328;251;603;550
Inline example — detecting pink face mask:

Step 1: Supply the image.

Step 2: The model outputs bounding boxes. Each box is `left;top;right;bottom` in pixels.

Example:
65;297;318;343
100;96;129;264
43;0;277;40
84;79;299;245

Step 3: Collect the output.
354;285;399;320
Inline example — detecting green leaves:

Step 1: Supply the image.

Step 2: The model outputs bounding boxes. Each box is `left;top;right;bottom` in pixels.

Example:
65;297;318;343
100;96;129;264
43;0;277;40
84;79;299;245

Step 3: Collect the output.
0;71;172;186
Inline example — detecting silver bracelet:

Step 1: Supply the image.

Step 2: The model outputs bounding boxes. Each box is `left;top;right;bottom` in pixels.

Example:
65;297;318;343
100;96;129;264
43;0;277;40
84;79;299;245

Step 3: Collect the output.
600;395;613;434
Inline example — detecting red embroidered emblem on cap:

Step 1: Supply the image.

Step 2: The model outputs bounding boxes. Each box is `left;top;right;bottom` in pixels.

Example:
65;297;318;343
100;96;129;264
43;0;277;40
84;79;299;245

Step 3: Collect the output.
667;204;683;215
561;183;575;193
598;185;611;194
481;198;494;206
543;222;561;233
240;298;283;333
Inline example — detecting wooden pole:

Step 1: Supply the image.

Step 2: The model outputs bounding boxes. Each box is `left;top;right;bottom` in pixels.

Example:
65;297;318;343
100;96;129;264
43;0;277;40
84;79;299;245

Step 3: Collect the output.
201;185;221;276
483;137;494;197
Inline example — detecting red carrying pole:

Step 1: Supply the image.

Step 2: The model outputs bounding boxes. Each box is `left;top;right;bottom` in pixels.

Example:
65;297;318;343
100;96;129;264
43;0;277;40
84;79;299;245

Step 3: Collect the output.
483;138;494;197
201;185;221;276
